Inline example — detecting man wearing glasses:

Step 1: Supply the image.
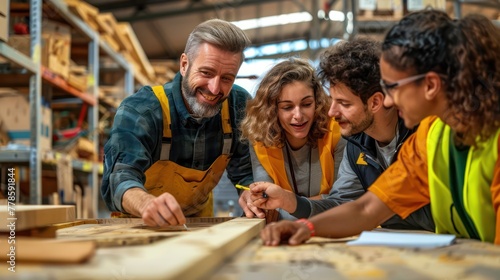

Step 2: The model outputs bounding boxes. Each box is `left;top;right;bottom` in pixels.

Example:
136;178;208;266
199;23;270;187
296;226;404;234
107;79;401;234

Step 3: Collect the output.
250;38;434;231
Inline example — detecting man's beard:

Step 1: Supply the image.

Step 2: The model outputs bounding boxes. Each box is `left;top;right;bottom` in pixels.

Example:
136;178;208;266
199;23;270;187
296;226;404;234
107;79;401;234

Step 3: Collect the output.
181;69;223;118
339;111;374;137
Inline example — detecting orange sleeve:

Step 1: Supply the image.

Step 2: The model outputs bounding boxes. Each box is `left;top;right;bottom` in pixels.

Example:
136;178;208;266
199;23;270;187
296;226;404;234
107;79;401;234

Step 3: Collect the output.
369;117;436;219
493;136;500;245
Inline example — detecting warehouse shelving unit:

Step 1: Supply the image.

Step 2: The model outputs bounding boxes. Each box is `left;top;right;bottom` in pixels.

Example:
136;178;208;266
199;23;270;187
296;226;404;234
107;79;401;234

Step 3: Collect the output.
0;0;139;217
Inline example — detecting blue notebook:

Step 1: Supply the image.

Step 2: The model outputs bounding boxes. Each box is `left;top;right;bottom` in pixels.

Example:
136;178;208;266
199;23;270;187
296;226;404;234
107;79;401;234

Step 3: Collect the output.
347;231;456;248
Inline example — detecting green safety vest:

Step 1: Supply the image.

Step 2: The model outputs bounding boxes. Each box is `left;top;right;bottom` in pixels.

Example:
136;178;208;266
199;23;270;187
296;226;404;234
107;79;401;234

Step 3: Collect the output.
427;119;499;242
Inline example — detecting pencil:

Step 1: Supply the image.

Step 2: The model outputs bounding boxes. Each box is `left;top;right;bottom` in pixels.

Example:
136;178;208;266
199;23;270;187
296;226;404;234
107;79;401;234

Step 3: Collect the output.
235;184;268;198
235;184;250;191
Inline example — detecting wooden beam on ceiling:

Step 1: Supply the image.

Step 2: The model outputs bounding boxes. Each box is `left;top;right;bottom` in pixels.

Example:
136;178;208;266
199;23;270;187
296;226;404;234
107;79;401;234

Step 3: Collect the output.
90;0;182;12
115;0;288;22
457;0;500;9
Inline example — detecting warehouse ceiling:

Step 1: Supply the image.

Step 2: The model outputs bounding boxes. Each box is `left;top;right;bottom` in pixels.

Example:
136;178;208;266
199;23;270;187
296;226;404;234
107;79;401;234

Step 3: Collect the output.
84;0;349;61
84;0;500;61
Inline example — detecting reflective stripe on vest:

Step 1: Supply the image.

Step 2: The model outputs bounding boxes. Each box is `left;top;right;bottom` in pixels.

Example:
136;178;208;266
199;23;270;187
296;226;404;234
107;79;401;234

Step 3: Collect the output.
253;119;341;194
427;119;498;242
151;85;232;160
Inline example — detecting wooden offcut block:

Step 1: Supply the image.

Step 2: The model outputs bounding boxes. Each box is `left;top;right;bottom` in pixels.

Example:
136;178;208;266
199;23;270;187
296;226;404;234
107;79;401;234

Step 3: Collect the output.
0;205;75;231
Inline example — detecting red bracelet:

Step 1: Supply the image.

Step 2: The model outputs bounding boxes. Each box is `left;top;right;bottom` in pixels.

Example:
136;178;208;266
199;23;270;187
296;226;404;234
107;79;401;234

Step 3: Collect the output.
295;218;315;237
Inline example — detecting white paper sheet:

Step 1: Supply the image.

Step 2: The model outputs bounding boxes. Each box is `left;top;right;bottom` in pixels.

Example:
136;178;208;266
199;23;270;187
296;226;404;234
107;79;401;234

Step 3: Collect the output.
347;231;456;248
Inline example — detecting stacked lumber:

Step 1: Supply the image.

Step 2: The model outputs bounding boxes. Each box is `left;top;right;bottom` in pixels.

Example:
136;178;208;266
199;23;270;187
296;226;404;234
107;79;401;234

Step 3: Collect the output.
64;0;99;31
0;205;96;264
64;0;157;85
95;13;128;53
116;22;156;82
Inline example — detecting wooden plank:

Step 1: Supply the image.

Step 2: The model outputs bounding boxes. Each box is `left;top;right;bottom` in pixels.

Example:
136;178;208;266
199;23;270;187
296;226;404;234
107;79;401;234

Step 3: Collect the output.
0;237;95;264
56;153;73;204
108;21;129;52
0;205;75;231
15;220;87;238
79;217;232;225
95;13;115;35
83;185;92;218
56;217;235;247
153;218;264;279
0;218;264;279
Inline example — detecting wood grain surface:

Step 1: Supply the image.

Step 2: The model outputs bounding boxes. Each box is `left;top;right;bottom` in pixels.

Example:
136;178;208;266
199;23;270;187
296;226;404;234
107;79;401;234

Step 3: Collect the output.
56;217;234;247
209;236;500;279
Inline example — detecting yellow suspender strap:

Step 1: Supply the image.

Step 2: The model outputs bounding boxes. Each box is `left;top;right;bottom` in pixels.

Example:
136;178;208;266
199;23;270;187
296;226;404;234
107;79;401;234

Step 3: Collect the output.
221;99;232;134
220;99;232;154
152;84;232;156
152;85;172;138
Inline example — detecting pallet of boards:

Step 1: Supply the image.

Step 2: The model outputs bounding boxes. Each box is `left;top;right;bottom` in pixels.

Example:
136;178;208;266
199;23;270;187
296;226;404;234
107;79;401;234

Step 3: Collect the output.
64;0;126;53
64;0;100;32
63;0;156;83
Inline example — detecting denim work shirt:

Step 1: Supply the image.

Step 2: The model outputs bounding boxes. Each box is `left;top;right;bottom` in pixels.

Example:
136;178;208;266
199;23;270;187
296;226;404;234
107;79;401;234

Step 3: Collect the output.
101;72;254;212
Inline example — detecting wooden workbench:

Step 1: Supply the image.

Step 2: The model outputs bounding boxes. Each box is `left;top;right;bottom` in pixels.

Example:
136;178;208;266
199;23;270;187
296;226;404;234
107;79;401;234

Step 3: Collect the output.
0;217;499;279
211;235;500;279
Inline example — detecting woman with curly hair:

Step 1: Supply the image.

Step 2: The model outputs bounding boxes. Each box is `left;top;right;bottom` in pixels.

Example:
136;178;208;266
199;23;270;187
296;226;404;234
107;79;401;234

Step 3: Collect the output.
238;57;346;221
259;9;500;245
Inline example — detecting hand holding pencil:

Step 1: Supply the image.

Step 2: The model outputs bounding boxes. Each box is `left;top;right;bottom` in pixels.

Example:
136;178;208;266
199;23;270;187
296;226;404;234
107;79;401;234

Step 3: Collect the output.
247;182;299;214
237;183;266;218
235;184;268;198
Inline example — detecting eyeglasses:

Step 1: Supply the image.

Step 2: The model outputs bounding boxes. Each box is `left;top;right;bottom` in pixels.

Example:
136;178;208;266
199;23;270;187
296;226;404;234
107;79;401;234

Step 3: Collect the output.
379;73;427;98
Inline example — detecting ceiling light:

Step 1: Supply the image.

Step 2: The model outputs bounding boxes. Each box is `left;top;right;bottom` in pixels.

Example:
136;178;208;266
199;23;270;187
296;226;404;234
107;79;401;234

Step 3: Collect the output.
232;11;345;31
232;12;312;31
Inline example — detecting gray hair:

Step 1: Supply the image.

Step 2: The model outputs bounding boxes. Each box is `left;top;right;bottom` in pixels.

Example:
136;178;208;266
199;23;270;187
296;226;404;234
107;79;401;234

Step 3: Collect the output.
184;18;251;64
